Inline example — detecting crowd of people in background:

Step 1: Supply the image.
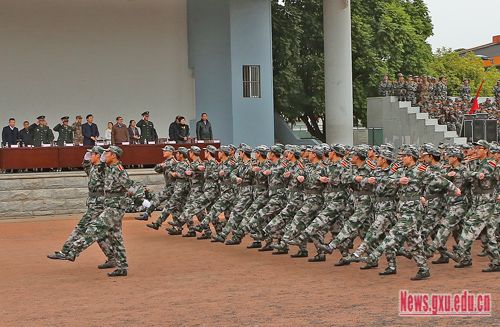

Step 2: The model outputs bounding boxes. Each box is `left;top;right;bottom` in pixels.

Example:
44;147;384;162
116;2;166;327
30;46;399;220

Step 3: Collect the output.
1;112;215;148
379;74;500;134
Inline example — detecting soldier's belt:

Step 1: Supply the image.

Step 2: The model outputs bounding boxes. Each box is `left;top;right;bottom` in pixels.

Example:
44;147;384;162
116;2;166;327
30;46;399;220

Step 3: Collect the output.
474;188;495;194
399;195;421;202
304;189;322;195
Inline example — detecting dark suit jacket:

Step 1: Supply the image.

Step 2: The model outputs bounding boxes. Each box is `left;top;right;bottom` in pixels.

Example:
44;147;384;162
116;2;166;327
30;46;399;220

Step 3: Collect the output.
128;126;140;144
196;120;213;140
168;121;180;141
82;122;99;146
2;126;19;146
19;128;33;146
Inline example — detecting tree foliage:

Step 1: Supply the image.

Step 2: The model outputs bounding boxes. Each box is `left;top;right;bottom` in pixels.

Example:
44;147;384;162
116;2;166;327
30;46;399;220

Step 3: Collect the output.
426;49;500;97
272;0;434;141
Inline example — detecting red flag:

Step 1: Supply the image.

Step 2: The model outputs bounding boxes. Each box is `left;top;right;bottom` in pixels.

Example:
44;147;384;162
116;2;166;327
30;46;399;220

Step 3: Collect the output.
469;80;485;114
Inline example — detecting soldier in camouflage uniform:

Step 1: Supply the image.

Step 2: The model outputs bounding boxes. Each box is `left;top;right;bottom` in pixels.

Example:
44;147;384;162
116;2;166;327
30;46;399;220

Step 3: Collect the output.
212;145;255;244
378;75;393;96
146;147;190;234
63;146;147;277
435;76;448;101
493;80;500;103
393;73;407;101
137;111;157;143
195;146;237;238
264;146;305;255
360;146;460;280
47;146;115;269
53;116;75;146
446;140;500;272
172;146;207;237
288;144;349;262
272;146;326;258
227;146;270;245
460;79;471;102
426;148;471;267
319;147;374;266
247;145;288;251
405;75;418;105
136;145;176;221
348;150;399;272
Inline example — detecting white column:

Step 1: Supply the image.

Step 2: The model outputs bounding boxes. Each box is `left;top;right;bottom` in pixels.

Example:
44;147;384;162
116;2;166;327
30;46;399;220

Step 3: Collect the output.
323;0;353;145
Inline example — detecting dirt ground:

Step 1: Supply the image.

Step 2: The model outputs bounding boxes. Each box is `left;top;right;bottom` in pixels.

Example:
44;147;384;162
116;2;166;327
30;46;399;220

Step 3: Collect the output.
0;214;498;327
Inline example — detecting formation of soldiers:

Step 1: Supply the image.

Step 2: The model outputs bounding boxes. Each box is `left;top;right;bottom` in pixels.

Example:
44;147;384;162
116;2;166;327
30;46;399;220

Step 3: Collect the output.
47;145;149;277
132;141;500;281
378;74;450;105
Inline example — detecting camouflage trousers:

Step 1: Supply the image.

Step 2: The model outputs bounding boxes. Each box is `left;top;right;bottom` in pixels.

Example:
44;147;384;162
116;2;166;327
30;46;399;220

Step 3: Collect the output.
61;198;114;261
419;197;446;245
264;191;303;242
454;198;500;266
430;202;467;253
280;193;324;251
329;196;373;250
177;185;206;231
369;201;428;273
301;196;349;254
145;186;174;216
154;184;189;227
199;188;236;235
249;191;287;242
68;207;128;269
353;201;397;257
220;186;253;240
233;189;269;240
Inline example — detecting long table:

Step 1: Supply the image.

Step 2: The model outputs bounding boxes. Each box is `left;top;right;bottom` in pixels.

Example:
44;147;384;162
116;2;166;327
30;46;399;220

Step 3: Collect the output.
0;143;220;170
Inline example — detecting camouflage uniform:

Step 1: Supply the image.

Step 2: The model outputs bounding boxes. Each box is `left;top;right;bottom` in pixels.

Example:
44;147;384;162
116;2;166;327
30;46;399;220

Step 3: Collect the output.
451;157;500;268
406;80;418;105
378;80;393;96
67;156;145;273
493;83;500;103
393;78;407;101
143;155;176;217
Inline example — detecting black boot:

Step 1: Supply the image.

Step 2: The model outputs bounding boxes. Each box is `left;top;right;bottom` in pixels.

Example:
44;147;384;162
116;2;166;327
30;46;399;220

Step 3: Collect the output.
135;213;149;221
360;262;378;270
308;253;326;262
379;267;397;275
225;238;241;245
272;249;289;255
47;251;68;260
334;258;351;266
166;227;182;235
197;233;212;240
146;222;160;230
247;241;262;249
290;250;308;258
182;231;196;238
107;269;128;277
482;264;500;272
477;249;488;257
454;261;472;268
98;261;116;269
410;270;430;281
431;254;449;264
258;242;273;252
211;235;225;243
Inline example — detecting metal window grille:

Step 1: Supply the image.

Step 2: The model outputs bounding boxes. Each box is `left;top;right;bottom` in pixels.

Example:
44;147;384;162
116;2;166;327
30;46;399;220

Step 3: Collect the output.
242;65;261;98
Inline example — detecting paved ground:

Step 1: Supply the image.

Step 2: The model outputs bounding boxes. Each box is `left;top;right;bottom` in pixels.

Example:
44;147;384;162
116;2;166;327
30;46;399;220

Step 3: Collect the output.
0;214;498;326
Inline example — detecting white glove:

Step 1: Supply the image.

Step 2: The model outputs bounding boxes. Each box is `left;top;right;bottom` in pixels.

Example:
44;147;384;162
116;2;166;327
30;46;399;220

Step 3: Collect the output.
100;153;107;163
142;199;151;209
83;152;92;161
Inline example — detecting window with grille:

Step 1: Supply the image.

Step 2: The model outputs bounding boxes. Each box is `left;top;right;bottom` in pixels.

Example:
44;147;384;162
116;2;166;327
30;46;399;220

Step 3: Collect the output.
242;65;261;98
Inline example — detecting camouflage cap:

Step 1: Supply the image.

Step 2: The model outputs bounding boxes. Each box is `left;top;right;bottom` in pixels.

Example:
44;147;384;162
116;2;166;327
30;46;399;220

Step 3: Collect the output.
331;144;346;156
218;145;231;156
227;144;237;151
238;143;249;149
490;145;500;154
176;146;189;157
402;146;419;159
190;146;202;156
352;146;368;159
205;145;218;155
270;145;283;156
105;145;123;157
87;146;105;154
162;145;175;152
447;149;464;159
255;145;270;155
461;143;472;150
379;149;395;162
240;144;253;156
473;139;491;149
311;145;324;157
274;143;285;151
397;72;403;77
321;143;331;153
299;145;308;152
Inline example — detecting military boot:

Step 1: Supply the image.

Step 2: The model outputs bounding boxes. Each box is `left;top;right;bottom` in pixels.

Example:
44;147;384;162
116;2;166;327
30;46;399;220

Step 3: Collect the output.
272;249;289;255
482;264;500;272
107;269;128;277
225;238;241;245
247;241;262;249
308;253;326;262
379;267;397;276
47;251;68;260
135;213;149;221
410;270;430;281
258;242;273;252
360;262;378;270
211;235;225;243
477;249;488;257
146;222;160;230
182;231;196;238
290;250;308;258
454;261;472;268
431;254;449;264
197;232;212;240
98;261;116;269
334;257;351;266
166;227;182;236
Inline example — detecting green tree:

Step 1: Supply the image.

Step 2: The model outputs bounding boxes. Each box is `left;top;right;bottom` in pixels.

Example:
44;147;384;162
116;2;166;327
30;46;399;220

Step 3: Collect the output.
426;48;500;97
272;0;434;141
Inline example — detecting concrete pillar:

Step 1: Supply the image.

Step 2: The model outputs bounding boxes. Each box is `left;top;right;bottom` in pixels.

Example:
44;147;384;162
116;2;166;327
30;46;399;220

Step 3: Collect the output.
323;0;353;145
